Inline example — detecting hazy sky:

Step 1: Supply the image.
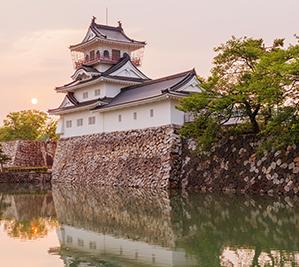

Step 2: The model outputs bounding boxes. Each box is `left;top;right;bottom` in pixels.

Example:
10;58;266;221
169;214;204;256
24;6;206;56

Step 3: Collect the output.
0;0;298;123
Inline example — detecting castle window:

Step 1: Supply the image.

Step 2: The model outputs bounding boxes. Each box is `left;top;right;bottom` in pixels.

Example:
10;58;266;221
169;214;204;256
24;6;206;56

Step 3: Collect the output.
150;109;154;117
77;119;83;127
89;241;97;250
88;116;96;125
90;50;95;60
133;112;137;120
83;92;88;99
103;50;110;58
66;236;73;244
85;54;89;62
96;50;101;59
95;89;101;96
78;239;84;247
66;120;72;128
118;114;122;122
112;49;121;61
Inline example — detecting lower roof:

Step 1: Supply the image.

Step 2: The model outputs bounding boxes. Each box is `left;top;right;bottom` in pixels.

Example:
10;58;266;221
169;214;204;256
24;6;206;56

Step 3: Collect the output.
49;69;198;115
93;69;196;111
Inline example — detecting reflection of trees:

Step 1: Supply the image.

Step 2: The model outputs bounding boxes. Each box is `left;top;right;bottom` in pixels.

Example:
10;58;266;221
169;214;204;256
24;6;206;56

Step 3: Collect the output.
0;189;57;240
171;193;299;266
4;218;58;240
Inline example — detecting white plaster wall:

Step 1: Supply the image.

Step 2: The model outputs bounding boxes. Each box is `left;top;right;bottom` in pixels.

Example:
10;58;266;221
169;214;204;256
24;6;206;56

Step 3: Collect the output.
59;110;103;138
101;100;172;132
170;100;185;125
59;99;186;138
73;83;122;102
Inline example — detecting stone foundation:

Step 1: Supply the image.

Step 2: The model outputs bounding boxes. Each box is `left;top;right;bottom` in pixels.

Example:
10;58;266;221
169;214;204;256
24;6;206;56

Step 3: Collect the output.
52;125;181;188
181;135;299;195
1;140;56;168
52;125;298;194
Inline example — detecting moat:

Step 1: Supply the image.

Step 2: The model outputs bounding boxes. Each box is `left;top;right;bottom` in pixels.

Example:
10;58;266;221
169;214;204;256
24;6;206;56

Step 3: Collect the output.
0;183;298;267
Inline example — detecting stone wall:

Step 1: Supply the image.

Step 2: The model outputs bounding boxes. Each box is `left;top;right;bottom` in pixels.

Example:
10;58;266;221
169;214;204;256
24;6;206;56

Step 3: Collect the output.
0;172;51;184
52;125;181;188
52;125;298;194
1;140;56;168
181;135;299;195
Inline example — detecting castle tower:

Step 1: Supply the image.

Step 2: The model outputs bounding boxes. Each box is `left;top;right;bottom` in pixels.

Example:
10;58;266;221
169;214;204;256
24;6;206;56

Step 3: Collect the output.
49;17;200;138
70;17;146;72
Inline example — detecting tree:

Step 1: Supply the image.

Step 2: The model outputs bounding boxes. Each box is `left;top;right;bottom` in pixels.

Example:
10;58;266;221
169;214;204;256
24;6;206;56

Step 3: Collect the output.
0;144;11;172
0;110;58;142
179;36;299;151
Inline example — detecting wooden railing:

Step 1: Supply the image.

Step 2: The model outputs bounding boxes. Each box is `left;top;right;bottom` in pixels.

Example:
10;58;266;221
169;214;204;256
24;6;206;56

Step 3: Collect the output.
75;55;141;69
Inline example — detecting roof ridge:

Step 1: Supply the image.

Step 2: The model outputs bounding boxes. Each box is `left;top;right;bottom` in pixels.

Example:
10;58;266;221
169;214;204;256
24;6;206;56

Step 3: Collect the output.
94;23;122;31
121;69;195;91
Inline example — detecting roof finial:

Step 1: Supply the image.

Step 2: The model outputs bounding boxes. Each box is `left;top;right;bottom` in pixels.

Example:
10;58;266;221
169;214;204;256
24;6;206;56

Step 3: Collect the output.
118;21;123;29
91;16;96;24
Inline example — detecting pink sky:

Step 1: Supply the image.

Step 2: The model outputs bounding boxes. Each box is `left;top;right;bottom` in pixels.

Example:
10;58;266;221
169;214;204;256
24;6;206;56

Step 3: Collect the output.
0;0;298;123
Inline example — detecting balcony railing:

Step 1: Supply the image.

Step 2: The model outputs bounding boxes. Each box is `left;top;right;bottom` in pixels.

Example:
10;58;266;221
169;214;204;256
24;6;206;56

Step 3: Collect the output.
75;55;141;69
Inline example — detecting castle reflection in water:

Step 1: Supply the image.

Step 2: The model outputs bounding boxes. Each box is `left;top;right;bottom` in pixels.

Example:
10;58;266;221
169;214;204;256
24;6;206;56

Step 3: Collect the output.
0;183;298;267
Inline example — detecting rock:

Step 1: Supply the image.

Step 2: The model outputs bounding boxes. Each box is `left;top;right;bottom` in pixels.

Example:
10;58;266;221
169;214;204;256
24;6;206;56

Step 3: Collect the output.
289;162;295;170
281;163;288;169
271;162;277;170
293;167;299;174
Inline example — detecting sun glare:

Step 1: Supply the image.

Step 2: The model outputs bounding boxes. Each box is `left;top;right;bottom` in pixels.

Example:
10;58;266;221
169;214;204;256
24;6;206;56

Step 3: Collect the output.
31;98;38;105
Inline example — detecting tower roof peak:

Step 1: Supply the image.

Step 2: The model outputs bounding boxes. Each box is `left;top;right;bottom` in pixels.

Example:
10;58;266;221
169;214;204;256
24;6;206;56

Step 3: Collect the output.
70;17;146;51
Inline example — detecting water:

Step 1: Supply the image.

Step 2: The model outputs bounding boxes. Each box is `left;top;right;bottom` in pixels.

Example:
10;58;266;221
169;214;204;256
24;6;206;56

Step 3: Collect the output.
0;183;298;267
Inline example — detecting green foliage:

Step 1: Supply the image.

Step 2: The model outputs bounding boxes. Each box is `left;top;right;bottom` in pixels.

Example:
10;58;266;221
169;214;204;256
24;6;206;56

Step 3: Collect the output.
179;36;299;152
0;110;58;142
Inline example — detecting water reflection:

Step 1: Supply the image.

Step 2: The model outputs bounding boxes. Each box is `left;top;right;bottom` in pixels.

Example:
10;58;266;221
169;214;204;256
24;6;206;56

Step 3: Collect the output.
0;184;57;240
0;183;298;266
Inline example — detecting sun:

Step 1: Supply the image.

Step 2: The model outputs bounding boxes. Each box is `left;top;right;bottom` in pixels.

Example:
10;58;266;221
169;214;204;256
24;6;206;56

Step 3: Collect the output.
31;98;38;105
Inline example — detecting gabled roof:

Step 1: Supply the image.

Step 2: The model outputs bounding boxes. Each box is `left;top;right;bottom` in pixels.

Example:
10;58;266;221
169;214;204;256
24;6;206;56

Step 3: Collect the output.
57;55;149;92
93;69;199;111
101;54;149;79
48;96;113;115
70;17;146;50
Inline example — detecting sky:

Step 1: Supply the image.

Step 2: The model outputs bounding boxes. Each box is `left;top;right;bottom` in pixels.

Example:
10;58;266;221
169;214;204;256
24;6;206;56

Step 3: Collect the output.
0;0;298;123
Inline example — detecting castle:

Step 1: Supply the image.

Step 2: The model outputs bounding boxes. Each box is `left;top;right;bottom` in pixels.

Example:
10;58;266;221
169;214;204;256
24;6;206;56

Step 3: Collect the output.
49;17;201;138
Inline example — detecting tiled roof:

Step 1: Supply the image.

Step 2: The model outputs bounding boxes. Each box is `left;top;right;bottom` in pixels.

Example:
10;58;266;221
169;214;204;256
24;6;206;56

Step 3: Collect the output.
48;97;113;114
90;19;146;45
57;56;149;91
93;69;197;110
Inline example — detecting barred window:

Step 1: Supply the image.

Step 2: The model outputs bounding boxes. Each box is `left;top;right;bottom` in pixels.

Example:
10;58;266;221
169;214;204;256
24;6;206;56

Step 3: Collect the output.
66;236;73;244
150;109;154;117
77;119;83;127
83;92;88;99
95;89;101;96
88;116;96;125
66;120;72;128
89;241;97;250
78;239;84;247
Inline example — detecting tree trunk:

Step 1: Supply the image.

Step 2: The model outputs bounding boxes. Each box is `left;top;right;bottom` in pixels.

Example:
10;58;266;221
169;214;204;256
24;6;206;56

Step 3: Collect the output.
249;115;260;133
244;102;260;133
